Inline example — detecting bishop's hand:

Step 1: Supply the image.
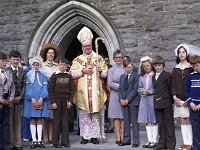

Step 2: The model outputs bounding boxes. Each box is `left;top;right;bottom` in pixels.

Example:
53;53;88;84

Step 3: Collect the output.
82;68;93;75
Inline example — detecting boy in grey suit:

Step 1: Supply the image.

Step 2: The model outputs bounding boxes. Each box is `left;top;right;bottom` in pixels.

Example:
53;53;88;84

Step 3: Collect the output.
0;52;15;150
7;50;26;150
118;59;140;147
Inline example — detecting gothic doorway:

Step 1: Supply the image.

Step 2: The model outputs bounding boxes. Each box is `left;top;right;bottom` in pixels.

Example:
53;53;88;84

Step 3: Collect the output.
28;0;124;65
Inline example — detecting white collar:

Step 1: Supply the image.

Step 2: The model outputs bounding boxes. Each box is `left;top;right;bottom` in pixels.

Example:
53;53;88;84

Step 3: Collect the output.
127;72;132;76
156;70;163;75
54;70;68;74
175;62;191;70
11;65;18;71
0;68;5;73
145;71;154;76
44;61;57;67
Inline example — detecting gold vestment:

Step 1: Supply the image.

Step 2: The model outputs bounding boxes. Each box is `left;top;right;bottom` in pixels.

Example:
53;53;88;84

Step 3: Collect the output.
70;52;108;113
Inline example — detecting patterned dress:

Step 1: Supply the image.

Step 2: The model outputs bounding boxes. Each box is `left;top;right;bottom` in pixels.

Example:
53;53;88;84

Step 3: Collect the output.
172;64;193;118
138;71;157;123
108;64;125;119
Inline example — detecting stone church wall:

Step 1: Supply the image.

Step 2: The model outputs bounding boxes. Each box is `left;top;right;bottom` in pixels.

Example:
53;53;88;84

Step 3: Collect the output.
0;0;200;70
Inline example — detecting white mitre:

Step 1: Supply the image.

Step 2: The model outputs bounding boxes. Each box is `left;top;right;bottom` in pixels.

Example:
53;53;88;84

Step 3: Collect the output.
77;26;93;46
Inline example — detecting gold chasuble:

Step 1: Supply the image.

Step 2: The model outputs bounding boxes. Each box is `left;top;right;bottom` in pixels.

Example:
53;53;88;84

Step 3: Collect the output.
70;52;108;113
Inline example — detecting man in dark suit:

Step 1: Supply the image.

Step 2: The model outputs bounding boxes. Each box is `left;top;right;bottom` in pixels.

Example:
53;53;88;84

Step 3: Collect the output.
0;52;15;150
118;59;140;147
152;56;176;150
7;50;26;150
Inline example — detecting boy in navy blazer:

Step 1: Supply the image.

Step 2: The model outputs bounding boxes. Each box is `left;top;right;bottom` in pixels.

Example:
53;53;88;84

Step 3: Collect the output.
185;55;200;150
118;59;140;147
152;56;176;150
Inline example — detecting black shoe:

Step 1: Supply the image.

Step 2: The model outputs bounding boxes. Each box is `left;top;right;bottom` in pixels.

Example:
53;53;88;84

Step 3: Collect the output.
153;146;165;150
30;141;38;149
118;142;131;146
149;143;156;148
12;147;23;150
61;144;70;148
91;138;99;144
38;141;45;148
132;144;139;147
76;130;80;135
116;141;121;144
105;128;114;133
143;142;151;148
53;144;62;148
80;138;88;144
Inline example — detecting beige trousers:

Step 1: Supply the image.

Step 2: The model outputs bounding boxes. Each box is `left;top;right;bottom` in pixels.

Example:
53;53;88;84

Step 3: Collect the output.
10;105;22;147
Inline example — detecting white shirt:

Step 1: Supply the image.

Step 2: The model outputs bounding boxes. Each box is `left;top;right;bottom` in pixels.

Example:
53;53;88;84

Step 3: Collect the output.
0;69;7;81
0;68;8;93
155;70;163;80
11;65;18;76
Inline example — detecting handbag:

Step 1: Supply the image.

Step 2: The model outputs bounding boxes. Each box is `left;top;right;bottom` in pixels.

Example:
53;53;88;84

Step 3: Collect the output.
31;82;43;110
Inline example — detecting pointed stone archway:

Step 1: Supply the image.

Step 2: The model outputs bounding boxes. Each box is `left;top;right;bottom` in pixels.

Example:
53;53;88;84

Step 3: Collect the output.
28;0;124;64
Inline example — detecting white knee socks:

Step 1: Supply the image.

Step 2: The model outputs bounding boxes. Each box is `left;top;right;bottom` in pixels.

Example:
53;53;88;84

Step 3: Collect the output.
30;124;43;142
181;125;187;144
37;125;43;142
152;125;158;143
146;125;158;143
30;124;37;142
187;125;193;145
146;126;152;142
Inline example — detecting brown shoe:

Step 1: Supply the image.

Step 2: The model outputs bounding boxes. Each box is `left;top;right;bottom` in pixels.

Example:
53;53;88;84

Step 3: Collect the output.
184;145;192;150
178;144;185;150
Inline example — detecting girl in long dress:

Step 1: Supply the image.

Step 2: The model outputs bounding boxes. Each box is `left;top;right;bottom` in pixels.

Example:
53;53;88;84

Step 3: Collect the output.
23;56;49;148
138;56;158;148
172;45;193;150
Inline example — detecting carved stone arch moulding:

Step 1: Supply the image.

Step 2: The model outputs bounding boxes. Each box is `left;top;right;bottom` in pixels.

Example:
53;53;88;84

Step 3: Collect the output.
28;0;124;64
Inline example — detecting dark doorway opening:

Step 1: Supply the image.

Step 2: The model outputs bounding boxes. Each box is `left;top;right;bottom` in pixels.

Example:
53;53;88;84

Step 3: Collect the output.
64;27;108;63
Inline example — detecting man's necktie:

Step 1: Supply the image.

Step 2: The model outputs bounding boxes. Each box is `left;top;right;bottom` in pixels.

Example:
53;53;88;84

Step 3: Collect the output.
13;69;18;79
123;74;129;90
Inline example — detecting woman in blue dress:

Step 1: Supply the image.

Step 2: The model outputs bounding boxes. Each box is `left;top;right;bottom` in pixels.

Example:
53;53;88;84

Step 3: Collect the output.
138;56;158;148
23;56;49;148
